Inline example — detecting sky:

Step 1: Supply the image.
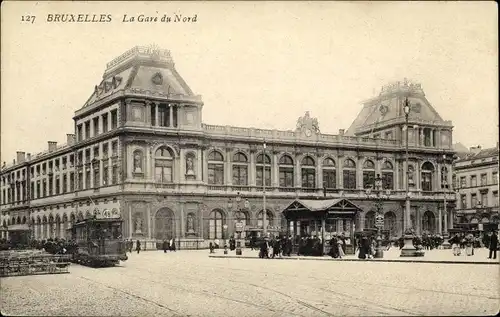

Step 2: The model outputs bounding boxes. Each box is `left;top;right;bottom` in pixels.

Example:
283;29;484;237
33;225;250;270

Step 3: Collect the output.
1;1;498;162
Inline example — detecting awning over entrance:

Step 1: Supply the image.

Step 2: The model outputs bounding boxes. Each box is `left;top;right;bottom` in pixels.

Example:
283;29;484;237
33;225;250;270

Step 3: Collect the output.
282;198;363;220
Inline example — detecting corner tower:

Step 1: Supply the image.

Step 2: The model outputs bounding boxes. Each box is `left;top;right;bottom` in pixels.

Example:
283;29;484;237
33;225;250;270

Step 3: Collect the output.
346;79;453;150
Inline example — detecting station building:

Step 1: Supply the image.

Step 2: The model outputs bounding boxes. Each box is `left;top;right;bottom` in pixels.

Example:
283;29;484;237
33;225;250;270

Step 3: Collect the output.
453;144;499;231
0;46;456;249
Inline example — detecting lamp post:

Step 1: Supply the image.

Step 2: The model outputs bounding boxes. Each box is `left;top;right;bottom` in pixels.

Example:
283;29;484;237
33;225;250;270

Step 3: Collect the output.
235;192;243;255
365;174;390;259
400;97;422;257
262;140;267;238
441;154;452;249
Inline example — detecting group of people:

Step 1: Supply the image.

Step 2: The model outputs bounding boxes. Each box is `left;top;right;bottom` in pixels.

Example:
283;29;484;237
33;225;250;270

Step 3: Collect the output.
449;231;498;258
258;236;293;258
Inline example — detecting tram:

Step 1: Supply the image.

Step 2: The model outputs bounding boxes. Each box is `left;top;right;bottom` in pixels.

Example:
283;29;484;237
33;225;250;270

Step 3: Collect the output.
67;210;128;267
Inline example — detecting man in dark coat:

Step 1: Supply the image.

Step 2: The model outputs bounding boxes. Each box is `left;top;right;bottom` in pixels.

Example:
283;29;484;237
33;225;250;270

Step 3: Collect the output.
488;231;498;259
162;239;168;253
135;240;141;254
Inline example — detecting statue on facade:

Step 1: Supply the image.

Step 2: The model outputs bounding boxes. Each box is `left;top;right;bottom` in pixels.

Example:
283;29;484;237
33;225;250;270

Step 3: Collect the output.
135;217;143;234
408;165;415;184
295;111;320;136
187;214;195;233
133;151;143;173
186;156;195;176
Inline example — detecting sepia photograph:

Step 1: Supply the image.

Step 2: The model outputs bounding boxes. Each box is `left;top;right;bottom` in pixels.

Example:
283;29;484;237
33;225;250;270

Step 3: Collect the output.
1;1;499;316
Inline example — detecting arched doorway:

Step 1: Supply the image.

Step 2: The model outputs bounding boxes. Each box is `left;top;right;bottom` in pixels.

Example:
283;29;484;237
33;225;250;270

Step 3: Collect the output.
154;208;175;241
364;211;375;230
422;211;435;233
209;209;225;239
257;209;274;230
384;211;397;237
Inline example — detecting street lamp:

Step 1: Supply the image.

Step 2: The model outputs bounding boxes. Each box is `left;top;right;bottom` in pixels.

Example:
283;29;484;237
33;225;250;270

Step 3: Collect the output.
400;97;422;257
262;140;267;238
365;174;390;258
441;154;452;249
231;192;247;256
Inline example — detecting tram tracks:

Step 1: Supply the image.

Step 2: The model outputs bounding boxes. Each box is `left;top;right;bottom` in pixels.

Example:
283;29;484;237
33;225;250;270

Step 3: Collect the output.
126;259;406;316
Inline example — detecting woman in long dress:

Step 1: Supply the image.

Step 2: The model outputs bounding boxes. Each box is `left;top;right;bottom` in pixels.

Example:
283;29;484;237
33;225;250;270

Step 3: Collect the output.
450;234;461;256
465;234;474;256
337;236;345;258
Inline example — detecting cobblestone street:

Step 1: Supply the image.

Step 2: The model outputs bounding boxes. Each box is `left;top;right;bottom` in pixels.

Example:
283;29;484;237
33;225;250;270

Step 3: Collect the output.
1;249;499;317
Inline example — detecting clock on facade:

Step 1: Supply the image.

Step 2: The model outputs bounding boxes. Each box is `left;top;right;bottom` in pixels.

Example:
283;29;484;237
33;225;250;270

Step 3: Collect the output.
305;129;312;137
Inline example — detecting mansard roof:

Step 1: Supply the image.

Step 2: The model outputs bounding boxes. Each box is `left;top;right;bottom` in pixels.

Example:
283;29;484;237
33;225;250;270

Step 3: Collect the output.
81;45;195;109
346;79;452;136
456;146;499;162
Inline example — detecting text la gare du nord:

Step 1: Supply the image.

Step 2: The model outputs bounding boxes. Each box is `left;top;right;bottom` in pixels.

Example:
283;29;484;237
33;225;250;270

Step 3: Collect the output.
122;14;197;23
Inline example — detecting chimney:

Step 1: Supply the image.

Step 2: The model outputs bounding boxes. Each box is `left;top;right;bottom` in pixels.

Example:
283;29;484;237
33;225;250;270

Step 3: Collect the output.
27;153;31;161
13;159;16;165
16;151;26;163
48;141;57;152
339;129;345;135
67;134;76;146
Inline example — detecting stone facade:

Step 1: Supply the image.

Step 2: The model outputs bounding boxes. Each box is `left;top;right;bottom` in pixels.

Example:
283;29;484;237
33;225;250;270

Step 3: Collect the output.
453;145;499;229
1;46;456;248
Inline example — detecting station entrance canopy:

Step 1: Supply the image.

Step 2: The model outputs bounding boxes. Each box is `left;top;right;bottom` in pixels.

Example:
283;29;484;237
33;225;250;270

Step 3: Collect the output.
282;198;362;220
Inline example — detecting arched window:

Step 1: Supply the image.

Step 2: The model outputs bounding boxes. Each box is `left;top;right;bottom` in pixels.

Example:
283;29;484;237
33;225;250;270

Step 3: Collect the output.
155;147;174;183
384;211;396;236
55;215;61;238
421;162;434;191
12;217;16;225
343;159;356;189
323;158;336;189
364;211;375;229
232;152;248;186
279;155;294;188
422;211;435;233
209;210;224;239
381;161;394;190
257;210;274;229
208;151;224;185
233;210;249;239
301;156;316;188
363;160;375;189
256;153;271;187
22;216;26;224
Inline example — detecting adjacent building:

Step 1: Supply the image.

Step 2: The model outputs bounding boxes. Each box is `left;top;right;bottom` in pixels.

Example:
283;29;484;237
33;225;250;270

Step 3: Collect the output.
1;46;456;249
453;144;499;230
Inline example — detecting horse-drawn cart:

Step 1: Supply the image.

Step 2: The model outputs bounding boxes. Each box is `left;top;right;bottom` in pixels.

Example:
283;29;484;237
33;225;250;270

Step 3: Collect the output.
0;250;71;277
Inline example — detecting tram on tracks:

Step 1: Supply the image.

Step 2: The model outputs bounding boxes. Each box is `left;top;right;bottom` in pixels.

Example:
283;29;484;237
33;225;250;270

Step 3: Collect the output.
67;209;128;267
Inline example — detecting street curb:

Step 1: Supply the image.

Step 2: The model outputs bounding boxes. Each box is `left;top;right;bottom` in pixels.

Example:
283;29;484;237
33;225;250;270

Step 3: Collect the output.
208;255;499;265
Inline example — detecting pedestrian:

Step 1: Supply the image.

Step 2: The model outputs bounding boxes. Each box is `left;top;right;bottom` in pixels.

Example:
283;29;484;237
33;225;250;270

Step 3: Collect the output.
162;239;168;253
135;240;141;254
450;234;461;256
209;242;215;254
170;238;176;252
128;239;133;253
488;231;498;260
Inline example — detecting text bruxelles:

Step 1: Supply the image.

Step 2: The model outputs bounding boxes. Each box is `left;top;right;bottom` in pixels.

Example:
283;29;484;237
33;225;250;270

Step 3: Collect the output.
45;14;198;23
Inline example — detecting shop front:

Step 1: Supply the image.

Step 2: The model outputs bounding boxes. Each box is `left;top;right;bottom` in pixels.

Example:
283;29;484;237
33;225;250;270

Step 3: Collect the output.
282;198;362;255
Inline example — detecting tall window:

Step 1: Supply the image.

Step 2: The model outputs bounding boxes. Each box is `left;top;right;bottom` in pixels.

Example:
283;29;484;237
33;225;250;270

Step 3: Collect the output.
36;180;40;198
111;141;118;157
460;194;467;209
471;193;477;207
77;124;83;141
460;176;466;188
102;114;108;132
381;161;394;190
103;161;109;186
480;173;487;186
78;169;83;190
111;163;118;184
209;210;224;239
70;172;75;192
493;171;498;185
49;177;54;196
279;155;294;188
363;160;375;189
85;121;90;139
30;182;34;199
93;164;100;188
256;153;271;187
343;159;356;189
421;162;434;191
208;151;224;185
322;158;336;188
301;156;316;188
85;167;91;189
493;191;499;206
62;175;67;193
155;147;174;183
42;179;47;197
480;192;488;206
232;152;248;185
384;211;396;236
111;110;118;129
471;175;477;187
93;117;99;136
55;176;60;195
158;106;168;127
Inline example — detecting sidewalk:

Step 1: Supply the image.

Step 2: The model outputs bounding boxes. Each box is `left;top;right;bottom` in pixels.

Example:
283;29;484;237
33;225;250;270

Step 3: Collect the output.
208;247;500;265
